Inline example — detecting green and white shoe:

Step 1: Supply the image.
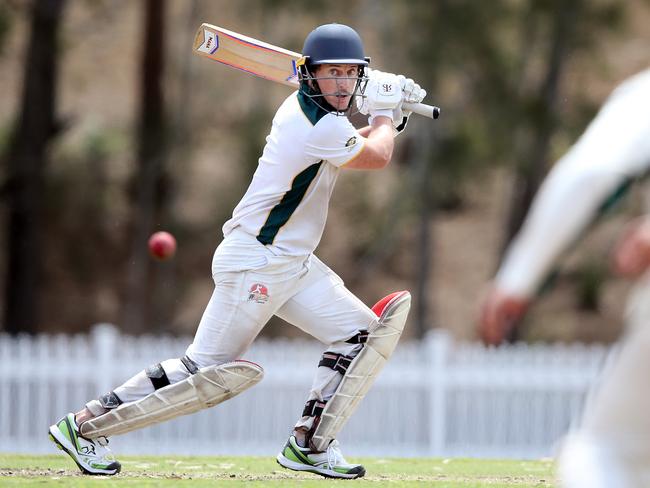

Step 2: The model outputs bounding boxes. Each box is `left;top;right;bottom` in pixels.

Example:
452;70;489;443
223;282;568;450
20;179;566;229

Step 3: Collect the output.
277;435;365;479
48;413;121;475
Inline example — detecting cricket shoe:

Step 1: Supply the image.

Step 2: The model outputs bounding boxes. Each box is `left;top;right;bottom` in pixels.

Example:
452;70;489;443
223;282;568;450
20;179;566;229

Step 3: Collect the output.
48;413;121;475
276;435;365;479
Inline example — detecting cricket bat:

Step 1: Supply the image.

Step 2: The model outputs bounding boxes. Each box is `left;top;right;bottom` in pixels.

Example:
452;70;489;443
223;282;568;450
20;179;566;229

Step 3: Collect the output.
192;23;440;120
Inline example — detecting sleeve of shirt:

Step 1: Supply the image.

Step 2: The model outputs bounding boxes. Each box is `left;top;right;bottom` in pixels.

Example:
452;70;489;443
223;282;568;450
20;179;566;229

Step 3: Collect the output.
495;69;650;298
305;114;365;167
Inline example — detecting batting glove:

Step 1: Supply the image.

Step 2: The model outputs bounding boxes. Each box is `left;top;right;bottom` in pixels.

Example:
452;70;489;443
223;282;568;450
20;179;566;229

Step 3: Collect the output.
356;68;402;122
393;75;427;136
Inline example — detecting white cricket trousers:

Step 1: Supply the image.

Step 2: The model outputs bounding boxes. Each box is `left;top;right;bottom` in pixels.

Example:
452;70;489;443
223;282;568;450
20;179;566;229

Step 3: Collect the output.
558;274;650;487
114;229;378;431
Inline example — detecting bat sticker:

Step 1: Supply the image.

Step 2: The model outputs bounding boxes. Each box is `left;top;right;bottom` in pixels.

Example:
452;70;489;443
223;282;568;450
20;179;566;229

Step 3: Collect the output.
285;59;299;84
197;29;219;55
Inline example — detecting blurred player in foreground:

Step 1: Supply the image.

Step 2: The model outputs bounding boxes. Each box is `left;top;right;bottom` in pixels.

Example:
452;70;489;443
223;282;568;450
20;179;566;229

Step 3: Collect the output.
47;23;425;479
479;68;650;487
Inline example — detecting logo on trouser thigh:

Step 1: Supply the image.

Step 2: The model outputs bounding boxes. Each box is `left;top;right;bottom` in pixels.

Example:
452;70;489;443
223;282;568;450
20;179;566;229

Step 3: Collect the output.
248;283;269;304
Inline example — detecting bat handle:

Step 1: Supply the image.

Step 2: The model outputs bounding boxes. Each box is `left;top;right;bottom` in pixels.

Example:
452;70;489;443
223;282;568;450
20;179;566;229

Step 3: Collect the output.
403;102;441;120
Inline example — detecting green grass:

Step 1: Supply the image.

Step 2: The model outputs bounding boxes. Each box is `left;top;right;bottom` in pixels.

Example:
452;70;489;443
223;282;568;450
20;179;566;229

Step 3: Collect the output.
0;454;556;487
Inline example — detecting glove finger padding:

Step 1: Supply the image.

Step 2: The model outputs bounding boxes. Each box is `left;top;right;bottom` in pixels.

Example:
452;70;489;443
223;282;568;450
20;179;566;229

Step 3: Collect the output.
357;68;402;117
393;76;427;136
401;77;415;101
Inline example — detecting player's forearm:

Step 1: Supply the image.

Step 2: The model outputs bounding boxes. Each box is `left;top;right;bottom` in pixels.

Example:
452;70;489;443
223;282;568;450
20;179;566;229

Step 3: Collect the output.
496;163;631;297
367;116;394;161
343;117;394;170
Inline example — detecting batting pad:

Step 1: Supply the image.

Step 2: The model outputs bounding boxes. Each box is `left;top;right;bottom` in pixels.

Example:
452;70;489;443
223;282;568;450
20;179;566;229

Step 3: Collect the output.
80;360;264;438
310;290;411;451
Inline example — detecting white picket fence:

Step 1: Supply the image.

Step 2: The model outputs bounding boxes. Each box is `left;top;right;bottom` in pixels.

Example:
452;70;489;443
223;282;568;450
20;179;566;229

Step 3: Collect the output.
0;324;613;459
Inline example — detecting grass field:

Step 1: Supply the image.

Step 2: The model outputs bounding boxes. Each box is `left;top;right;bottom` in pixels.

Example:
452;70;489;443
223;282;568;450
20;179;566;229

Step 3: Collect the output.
0;453;556;487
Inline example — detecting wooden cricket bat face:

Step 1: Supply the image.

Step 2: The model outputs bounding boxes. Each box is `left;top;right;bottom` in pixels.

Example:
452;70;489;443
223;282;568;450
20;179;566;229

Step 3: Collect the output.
193;23;301;88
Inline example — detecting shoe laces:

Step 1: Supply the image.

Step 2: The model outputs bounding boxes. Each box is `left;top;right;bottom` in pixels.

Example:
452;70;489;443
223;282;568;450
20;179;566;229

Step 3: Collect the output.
326;440;346;469
94;436;116;462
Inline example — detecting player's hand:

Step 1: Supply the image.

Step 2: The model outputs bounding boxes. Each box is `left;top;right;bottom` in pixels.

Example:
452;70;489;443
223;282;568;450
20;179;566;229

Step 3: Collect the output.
393;75;427;136
611;216;650;277
356;68;402;120
478;285;530;346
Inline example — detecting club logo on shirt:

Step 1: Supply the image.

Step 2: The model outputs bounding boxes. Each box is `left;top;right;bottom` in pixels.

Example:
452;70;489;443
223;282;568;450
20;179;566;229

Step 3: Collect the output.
345;136;357;147
248;283;269;304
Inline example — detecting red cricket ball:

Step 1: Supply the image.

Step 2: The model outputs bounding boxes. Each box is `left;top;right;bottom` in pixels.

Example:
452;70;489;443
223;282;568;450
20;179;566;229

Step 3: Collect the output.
148;231;176;260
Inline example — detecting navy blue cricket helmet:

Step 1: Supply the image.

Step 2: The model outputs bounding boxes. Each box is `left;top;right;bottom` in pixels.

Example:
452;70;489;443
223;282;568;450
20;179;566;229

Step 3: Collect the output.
302;23;369;68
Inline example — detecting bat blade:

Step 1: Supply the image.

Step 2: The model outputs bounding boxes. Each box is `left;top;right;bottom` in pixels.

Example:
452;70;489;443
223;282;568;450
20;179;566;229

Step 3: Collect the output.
193;23;440;119
193;23;301;87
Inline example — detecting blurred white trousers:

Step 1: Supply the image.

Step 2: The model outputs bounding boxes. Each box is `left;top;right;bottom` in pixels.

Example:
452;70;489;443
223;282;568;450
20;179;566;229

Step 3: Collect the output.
115;228;377;430
558;274;650;487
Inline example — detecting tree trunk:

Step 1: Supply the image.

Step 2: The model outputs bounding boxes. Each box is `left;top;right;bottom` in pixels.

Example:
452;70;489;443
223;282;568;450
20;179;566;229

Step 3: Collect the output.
2;0;66;334
413;125;437;339
122;0;168;333
502;1;579;251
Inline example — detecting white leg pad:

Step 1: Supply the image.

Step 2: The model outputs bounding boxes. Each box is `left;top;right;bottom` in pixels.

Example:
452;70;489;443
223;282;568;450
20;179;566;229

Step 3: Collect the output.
310;291;411;451
80;360;263;439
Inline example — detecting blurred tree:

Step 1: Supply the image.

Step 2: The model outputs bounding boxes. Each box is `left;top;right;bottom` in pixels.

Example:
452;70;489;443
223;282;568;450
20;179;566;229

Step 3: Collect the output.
123;0;170;333
503;0;582;251
1;0;66;334
0;2;13;57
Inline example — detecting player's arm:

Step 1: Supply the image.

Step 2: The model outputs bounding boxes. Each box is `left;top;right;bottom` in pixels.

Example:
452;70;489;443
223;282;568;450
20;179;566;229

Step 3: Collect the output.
480;162;639;346
480;70;650;345
342;69;402;170
341;116;394;170
478;160;632;345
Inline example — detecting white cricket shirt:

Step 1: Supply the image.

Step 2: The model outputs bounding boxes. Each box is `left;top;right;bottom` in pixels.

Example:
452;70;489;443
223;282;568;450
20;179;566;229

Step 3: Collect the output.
222;91;364;256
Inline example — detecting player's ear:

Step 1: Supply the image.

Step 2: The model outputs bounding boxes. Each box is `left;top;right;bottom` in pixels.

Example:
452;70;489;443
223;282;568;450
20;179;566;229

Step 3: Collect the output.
308;64;322;90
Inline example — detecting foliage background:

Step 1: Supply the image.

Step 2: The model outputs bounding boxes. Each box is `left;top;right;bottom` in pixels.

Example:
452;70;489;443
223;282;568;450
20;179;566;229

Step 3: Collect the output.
0;0;648;342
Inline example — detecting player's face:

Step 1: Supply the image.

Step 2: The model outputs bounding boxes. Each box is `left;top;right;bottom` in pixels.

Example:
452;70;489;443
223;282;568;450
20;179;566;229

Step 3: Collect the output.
313;64;360;111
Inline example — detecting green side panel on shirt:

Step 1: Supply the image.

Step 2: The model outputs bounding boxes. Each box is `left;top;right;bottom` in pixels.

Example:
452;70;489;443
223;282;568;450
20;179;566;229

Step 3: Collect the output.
297;85;329;126
597;177;634;214
257;161;323;245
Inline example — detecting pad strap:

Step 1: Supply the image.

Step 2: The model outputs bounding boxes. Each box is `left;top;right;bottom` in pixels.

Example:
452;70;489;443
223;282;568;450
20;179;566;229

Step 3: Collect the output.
146;363;170;390
345;329;369;344
302;399;326;418
318;352;353;375
98;391;123;410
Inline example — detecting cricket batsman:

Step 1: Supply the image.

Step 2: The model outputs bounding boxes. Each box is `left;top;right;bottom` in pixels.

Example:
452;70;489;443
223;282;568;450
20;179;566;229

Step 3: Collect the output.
47;23;425;479
479;68;650;487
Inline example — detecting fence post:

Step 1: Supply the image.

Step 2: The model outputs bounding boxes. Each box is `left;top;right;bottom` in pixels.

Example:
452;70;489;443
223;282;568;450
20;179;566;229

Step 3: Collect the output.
427;328;451;457
91;323;120;397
